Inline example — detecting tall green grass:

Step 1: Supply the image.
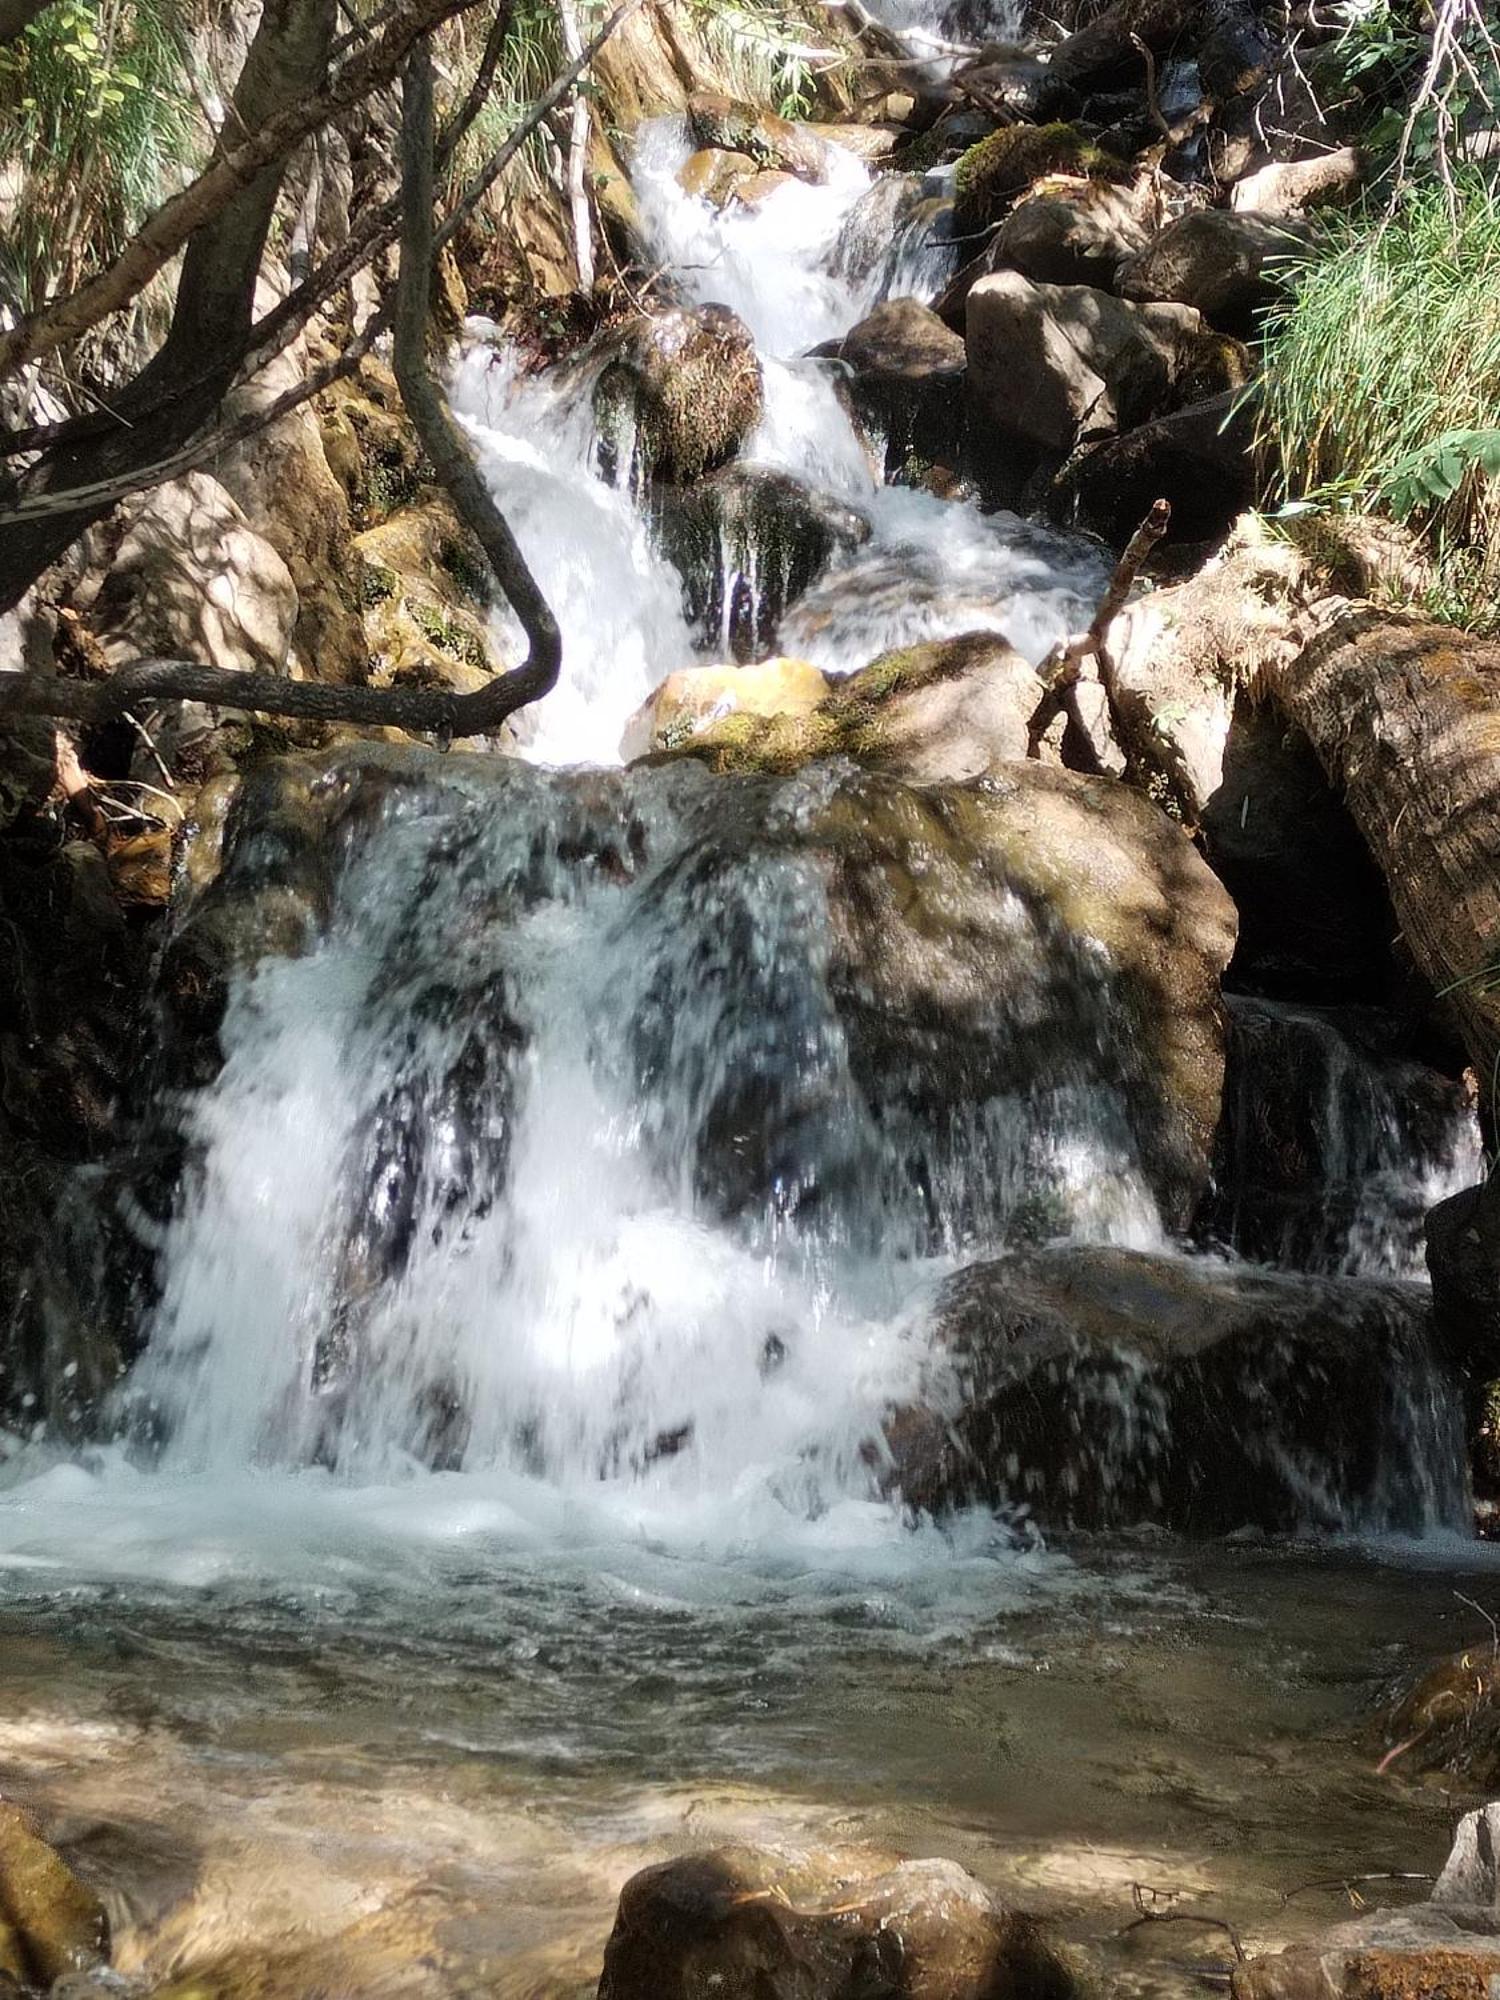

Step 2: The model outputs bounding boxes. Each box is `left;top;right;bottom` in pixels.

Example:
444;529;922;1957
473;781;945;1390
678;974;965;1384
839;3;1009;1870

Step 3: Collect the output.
0;0;201;318
1257;171;1500;629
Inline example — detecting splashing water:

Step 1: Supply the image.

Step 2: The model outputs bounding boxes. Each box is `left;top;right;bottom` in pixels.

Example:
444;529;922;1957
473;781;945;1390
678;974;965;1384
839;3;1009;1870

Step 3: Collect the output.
0;72;1475;1608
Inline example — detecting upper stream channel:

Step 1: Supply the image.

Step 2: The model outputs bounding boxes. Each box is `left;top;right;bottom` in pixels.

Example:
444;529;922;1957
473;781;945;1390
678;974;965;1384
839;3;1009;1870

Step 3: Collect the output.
0;26;1494;1999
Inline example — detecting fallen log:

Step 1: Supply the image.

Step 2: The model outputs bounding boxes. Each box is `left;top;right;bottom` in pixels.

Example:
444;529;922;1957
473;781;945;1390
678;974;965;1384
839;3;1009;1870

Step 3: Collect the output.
1266;609;1500;1092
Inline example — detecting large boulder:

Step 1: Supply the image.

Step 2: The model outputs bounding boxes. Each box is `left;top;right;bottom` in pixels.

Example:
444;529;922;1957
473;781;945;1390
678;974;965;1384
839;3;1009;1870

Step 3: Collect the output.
1116;209;1307;331
81;470;297;677
966;272;1244;460
888;1246;1467;1533
594;305;763;485
212;345;368;686
652;632;1052;783
597;1845;1080;2000
992;186;1151;290
190;749;1236;1238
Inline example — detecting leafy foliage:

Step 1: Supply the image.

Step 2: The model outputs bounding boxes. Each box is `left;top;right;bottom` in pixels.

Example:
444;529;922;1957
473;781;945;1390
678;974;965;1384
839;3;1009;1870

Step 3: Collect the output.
0;0;201;318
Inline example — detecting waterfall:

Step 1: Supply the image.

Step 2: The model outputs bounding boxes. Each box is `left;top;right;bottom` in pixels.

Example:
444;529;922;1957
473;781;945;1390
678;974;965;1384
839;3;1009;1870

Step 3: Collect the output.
0;75;1477;1582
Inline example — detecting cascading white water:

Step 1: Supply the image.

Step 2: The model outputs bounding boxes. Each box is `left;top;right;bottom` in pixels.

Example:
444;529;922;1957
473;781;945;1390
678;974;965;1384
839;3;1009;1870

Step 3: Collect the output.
0;69;1477;1592
445;115;1106;763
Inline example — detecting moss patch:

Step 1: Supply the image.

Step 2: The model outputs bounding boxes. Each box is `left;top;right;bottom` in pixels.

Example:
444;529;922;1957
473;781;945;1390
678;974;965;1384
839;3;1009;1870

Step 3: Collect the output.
953;123;1123;233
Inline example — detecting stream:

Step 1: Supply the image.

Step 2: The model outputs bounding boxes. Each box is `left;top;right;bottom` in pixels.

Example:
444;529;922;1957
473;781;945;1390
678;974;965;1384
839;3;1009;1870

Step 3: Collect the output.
0;38;1493;2000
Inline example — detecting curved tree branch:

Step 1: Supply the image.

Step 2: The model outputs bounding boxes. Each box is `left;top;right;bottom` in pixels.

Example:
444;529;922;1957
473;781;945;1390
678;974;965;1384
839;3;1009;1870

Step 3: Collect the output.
0;0;485;383
0;34;560;746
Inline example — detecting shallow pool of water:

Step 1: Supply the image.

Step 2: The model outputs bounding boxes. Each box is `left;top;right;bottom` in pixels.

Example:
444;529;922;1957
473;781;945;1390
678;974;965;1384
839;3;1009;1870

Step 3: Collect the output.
1;1530;1490;1997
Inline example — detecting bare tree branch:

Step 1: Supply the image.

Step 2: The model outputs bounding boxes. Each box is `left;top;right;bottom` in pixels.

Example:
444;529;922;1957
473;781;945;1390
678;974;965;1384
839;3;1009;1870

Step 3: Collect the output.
0;34;559;746
0;0;486;383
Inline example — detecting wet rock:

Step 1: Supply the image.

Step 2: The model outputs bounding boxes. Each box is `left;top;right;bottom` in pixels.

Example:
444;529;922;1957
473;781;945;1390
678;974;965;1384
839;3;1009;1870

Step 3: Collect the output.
652;465;869;659
0;1802;109;1989
1116;210;1307;333
819;298;967;476
0;717;57;832
952;123;1123;234
1381;1643;1500;1789
623;657;831;760
732;168;799;210
1050;389;1255;544
686;91;833;183
678;145;756;205
889;1246;1465;1533
597;1844;1081;2000
966;271;1230;459
594;305;763;485
655;632;1050;784
1207;997;1479;1275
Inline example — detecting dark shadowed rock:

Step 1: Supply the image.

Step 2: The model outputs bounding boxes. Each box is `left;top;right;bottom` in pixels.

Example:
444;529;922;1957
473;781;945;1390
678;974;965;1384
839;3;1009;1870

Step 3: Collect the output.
1050;391;1255;544
1428;1174;1500;1387
1116;210;1307;332
889;1246;1466;1534
597;1844;1081;2000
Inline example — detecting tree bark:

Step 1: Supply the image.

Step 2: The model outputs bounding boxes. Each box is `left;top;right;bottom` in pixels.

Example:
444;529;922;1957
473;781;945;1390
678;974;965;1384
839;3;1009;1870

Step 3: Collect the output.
0;0;338;610
0;0;483;385
1267;610;1500;1090
0;36;561;746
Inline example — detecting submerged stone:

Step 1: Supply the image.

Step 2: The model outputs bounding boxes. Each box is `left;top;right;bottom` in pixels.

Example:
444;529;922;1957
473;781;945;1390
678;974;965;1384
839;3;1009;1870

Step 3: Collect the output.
597;1844;1081;1999
0;1803;109;1990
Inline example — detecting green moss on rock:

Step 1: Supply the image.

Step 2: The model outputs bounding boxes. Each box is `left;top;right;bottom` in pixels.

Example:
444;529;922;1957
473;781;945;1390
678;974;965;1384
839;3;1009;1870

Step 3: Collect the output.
953;123;1123;233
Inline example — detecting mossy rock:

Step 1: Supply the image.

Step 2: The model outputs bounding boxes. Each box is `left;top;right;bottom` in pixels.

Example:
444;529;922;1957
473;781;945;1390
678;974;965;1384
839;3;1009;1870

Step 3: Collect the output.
593;305;763;486
353;497;505;694
0;1803;109;1989
953;123;1124;233
654;631;1046;783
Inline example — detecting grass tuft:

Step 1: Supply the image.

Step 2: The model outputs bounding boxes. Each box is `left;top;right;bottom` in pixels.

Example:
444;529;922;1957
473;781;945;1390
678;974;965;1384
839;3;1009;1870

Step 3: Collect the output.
1257;170;1500;632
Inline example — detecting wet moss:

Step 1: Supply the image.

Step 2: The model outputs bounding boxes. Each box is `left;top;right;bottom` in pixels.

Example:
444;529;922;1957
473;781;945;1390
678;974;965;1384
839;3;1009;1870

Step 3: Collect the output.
953;123;1123;232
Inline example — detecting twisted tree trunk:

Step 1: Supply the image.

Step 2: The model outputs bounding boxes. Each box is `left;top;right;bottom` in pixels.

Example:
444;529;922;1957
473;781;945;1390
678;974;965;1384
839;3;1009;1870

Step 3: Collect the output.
0;36;561;744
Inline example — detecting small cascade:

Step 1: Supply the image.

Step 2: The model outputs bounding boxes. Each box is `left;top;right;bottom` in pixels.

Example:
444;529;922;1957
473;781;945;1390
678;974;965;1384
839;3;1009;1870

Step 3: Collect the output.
1207;996;1482;1278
